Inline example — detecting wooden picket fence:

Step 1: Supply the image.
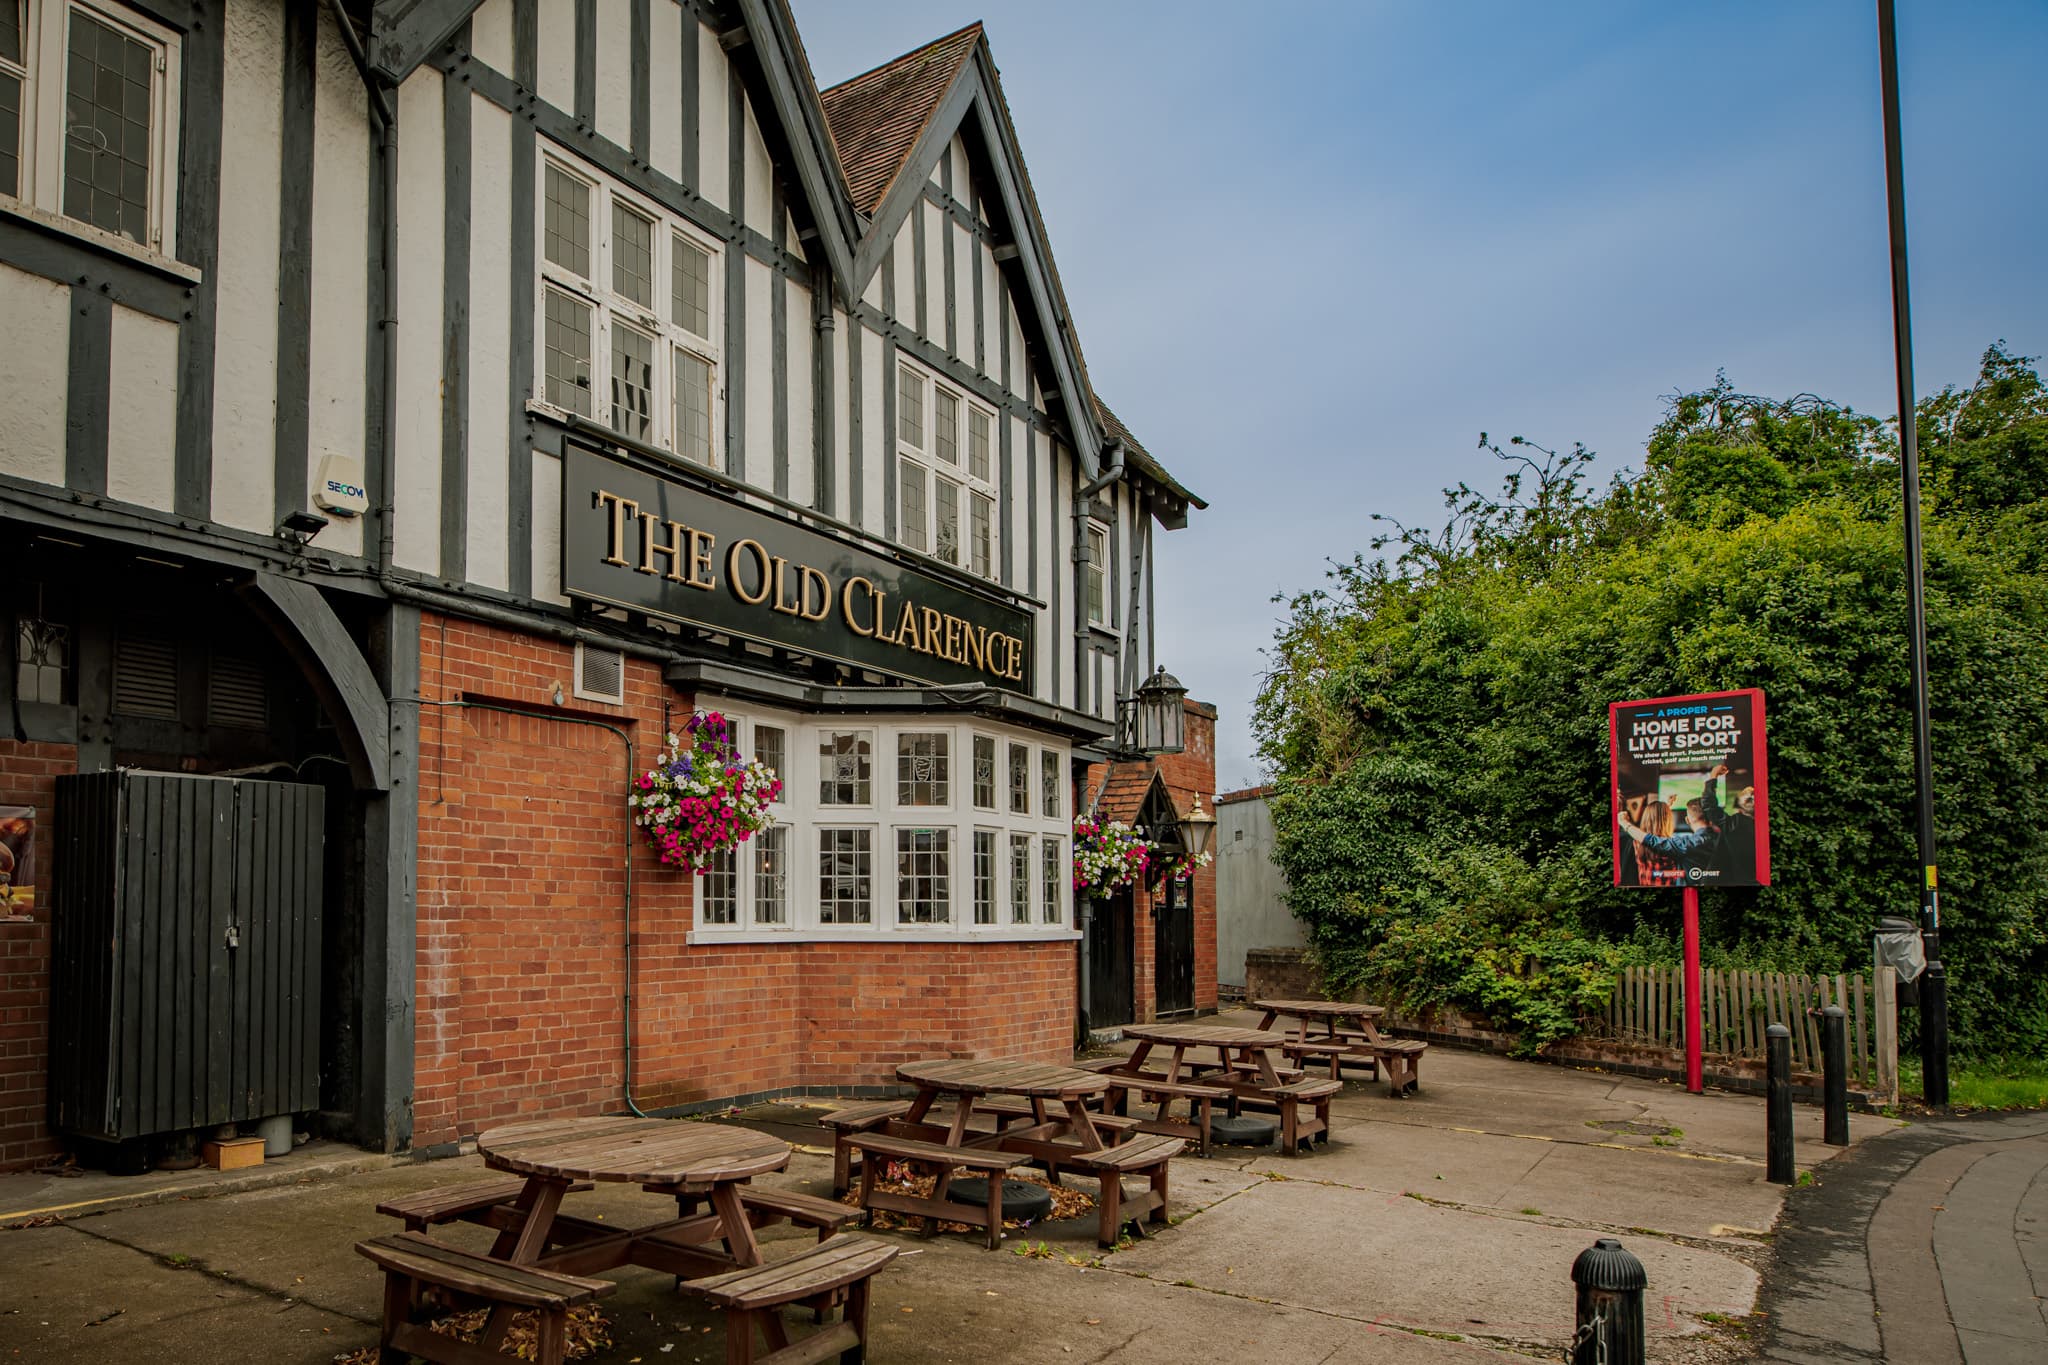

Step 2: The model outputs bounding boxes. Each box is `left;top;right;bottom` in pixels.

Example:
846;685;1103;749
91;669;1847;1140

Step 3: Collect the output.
1598;965;1897;1098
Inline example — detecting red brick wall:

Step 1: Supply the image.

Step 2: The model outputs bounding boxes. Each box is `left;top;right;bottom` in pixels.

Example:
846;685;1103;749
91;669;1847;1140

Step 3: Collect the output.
411;613;1077;1149
1;740;72;1171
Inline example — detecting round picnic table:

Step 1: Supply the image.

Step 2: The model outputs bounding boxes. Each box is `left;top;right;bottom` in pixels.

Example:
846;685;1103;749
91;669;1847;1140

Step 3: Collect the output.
895;1057;1112;1148
477;1116;791;1272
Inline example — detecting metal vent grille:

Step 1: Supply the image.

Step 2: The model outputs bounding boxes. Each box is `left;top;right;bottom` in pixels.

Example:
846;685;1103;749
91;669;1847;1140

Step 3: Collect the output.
574;643;624;704
113;633;179;719
206;654;269;729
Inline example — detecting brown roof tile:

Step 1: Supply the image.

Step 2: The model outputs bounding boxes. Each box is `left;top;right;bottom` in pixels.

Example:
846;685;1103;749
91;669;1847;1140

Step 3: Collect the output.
819;24;981;216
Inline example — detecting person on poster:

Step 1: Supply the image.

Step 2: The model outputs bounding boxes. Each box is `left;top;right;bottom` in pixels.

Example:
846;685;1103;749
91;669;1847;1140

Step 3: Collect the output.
1618;774;1726;881
1711;768;1759;884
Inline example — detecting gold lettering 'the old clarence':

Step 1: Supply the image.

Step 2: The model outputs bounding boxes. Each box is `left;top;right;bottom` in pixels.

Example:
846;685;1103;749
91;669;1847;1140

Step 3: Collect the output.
595;490;716;589
839;577;1024;682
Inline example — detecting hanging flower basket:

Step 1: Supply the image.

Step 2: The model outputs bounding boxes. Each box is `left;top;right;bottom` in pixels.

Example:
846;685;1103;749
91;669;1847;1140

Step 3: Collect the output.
628;711;781;872
1150;848;1215;886
1072;816;1153;899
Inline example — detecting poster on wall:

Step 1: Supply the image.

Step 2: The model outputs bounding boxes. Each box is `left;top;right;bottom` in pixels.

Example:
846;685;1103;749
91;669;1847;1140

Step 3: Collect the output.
0;807;33;912
1609;689;1769;889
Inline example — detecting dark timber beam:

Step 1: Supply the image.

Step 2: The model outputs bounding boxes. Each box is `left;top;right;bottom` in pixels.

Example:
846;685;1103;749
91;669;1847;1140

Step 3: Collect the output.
367;0;485;83
236;572;393;792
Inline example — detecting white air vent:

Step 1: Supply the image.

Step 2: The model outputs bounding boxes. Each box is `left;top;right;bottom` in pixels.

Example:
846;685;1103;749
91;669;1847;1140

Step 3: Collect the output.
207;654;269;729
113;633;179;719
574;643;625;705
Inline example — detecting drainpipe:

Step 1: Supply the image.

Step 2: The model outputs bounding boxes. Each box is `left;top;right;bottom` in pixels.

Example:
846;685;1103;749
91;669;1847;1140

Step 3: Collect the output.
322;0;399;577
1071;438;1123;1047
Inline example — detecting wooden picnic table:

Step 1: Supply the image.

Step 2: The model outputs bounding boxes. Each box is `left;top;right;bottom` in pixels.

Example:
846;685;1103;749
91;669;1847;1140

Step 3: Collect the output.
896;1057;1116;1152
1253;996;1427;1095
1253;998;1387;1042
1119;1021;1340;1155
476;1115;792;1277
853;1057;1184;1249
1121;1020;1295;1087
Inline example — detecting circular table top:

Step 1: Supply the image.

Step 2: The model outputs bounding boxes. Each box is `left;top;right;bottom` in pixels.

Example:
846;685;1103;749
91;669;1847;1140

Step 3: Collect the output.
1122;1021;1290;1049
478;1116;790;1187
895;1057;1110;1099
1253;999;1386;1020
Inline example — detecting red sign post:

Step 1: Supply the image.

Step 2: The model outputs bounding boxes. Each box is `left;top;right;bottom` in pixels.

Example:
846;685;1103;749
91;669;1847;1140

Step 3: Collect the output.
1609;690;1770;1093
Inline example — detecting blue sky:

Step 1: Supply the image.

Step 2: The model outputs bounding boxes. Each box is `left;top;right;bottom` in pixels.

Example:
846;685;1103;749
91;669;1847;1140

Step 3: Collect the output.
792;1;2048;789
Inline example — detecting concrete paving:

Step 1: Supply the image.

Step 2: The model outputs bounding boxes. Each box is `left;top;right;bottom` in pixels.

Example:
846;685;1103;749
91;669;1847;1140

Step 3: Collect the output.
1758;1107;2048;1365
1;1029;1890;1364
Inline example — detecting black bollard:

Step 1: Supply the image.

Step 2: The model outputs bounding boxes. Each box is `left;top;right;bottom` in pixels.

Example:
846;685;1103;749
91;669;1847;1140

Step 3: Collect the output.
1822;1005;1849;1146
1767;1022;1794;1184
1569;1237;1647;1365
1921;960;1949;1107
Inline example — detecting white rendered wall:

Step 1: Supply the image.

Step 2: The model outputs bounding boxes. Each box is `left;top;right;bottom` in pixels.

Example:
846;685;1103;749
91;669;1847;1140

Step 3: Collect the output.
392;68;446;576
210;0;285;534
105;306;179;510
308;2;368;558
594;10;632;149
647;0;683;182
537;0;574;113
471;0;514;73
466;94;514;590
695;22;727;211
0;264;70;487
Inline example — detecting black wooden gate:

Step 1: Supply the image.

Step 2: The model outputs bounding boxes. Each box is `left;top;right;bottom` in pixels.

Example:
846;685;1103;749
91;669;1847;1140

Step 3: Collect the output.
1086;890;1135;1030
50;772;326;1142
1154;878;1196;1017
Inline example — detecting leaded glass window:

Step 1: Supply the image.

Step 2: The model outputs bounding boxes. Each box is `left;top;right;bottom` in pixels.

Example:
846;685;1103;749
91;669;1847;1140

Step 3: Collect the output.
899;460;927;554
897;364;923;449
543;161;592;276
610;322;654;440
934;478;960;564
672;234;711;337
754;827;786;925
1041;750;1062;818
543;288;593;414
818;828;872;924
1009;834;1032;925
674;347;712;464
973;831;996;925
1008;743;1030;815
62;10;154;243
896;829;950;924
896;732;948;806
971;735;996;810
699;845;737;925
611;201;654;307
1041;837;1062;924
967;409;991;481
818;730;872;805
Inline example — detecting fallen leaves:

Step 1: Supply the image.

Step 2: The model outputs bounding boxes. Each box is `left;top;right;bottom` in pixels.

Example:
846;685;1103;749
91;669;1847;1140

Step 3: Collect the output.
333;1303;612;1364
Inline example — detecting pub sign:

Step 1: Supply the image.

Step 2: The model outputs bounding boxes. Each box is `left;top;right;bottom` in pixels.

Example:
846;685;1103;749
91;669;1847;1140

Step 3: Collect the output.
562;444;1034;691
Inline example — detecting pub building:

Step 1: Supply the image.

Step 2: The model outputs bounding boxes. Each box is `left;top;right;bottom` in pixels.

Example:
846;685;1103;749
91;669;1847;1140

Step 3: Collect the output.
0;0;1212;1172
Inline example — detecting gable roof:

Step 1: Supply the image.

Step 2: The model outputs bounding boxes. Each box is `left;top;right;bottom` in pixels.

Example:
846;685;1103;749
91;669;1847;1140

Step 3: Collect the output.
819;24;982;217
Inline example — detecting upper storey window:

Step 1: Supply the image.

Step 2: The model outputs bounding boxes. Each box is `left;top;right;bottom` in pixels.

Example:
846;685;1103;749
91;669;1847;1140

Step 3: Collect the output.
897;360;998;581
0;0;182;254
537;145;721;468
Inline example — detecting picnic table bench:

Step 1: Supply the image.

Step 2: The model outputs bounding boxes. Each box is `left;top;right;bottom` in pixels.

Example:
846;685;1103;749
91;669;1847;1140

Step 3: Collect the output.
1120;1021;1337;1156
1073;1056;1231;1156
1254;998;1429;1096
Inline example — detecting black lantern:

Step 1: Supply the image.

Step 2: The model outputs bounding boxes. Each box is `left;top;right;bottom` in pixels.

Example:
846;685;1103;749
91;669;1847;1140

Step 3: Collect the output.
1178;794;1216;862
1121;666;1187;756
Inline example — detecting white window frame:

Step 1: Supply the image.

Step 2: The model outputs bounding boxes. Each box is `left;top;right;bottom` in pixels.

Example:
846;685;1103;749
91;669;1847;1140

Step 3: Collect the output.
896;358;1000;581
684;704;1073;943
532;141;722;467
2;0;182;257
1085;522;1108;627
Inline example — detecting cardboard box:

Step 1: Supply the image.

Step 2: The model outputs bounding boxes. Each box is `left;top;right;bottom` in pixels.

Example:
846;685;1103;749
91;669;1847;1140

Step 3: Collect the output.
201;1136;265;1171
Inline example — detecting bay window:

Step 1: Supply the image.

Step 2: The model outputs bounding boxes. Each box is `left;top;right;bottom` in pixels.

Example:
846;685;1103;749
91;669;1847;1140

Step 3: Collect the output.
687;707;1071;940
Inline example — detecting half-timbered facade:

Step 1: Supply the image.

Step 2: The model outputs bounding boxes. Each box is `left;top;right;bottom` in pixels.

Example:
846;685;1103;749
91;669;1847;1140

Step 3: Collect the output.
0;0;1205;1167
